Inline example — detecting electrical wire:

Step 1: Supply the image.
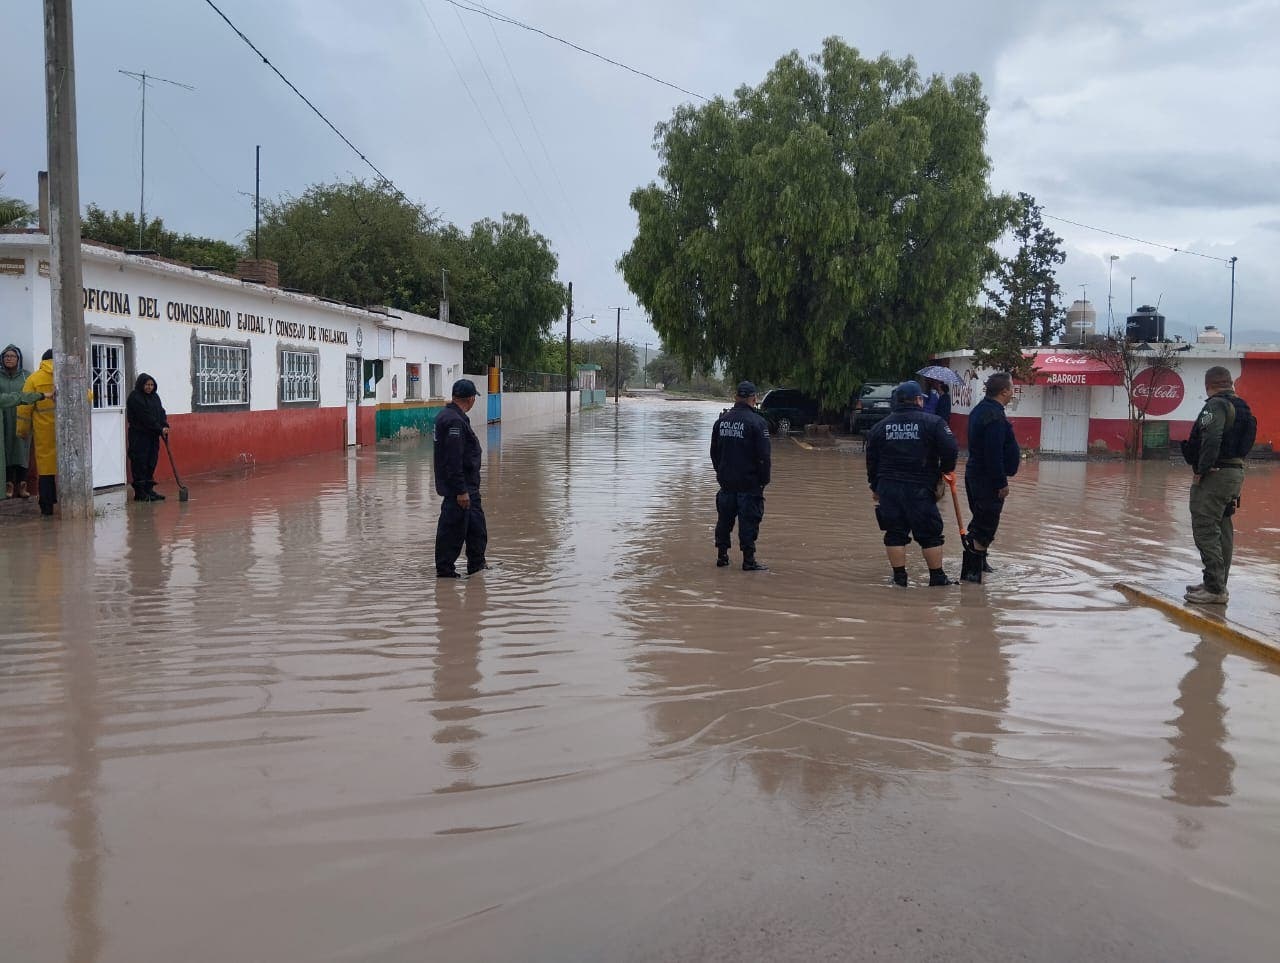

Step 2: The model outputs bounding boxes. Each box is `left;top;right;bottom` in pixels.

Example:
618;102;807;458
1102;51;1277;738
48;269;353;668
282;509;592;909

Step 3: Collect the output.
414;0;548;229
199;0;413;205
444;0;709;102
1042;212;1233;263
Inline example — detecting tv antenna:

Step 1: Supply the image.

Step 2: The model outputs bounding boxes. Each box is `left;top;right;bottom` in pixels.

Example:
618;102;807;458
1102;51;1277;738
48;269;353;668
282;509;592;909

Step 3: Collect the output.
118;70;195;248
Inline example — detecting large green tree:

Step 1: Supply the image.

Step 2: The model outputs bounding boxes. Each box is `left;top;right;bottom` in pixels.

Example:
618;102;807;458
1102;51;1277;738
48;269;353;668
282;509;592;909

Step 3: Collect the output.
620;38;1007;407
80;204;242;272
973;192;1065;377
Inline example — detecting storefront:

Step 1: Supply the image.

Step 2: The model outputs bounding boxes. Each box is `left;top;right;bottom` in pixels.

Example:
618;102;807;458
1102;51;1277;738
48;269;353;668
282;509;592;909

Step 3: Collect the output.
0;235;471;484
932;347;1279;456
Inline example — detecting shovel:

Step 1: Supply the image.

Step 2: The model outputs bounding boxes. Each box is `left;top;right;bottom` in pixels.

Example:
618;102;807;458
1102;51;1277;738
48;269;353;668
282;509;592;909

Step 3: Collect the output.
162;435;190;502
943;471;965;537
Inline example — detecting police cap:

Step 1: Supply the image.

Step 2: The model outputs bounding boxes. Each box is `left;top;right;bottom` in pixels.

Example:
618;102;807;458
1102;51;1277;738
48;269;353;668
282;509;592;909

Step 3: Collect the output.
451;378;478;399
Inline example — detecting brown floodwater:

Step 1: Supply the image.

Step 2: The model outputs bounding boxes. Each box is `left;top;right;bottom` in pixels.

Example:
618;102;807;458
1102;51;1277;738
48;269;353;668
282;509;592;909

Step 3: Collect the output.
2;398;1278;962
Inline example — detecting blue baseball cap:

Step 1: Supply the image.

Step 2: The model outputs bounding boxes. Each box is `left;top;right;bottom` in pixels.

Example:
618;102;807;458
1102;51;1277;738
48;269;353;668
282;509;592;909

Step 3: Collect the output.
895;380;924;401
737;380;758;397
451;378;478;398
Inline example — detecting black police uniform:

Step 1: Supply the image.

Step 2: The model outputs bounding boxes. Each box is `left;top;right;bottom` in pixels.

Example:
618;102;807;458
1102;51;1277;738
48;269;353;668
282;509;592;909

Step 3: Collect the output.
710;401;771;561
866;402;958;548
965;396;1020;547
433;401;488;576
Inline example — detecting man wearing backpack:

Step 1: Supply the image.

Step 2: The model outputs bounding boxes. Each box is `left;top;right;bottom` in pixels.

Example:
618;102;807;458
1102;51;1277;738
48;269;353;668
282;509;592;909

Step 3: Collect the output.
1182;366;1253;605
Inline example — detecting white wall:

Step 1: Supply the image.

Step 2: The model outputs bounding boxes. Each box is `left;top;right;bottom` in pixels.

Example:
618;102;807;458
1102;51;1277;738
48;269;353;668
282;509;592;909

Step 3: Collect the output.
501;391;579;422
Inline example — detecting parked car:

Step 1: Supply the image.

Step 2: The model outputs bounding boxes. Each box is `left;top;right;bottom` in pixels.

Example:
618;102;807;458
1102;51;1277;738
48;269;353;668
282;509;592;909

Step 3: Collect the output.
758;387;823;435
849;381;897;433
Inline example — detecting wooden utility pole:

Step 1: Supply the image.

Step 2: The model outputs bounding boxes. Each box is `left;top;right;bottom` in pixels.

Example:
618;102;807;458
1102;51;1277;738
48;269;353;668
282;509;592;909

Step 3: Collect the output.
45;0;94;519
610;306;629;403
564;281;573;418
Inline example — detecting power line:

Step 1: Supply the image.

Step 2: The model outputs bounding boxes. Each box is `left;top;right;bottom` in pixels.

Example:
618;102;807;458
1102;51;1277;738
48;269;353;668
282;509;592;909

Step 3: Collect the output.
1042;211;1233;264
414;0;548;229
445;0;709;102
199;0;411;205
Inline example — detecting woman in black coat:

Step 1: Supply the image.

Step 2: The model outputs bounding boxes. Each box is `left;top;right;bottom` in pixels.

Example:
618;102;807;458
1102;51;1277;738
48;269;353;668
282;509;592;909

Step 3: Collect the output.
126;372;169;501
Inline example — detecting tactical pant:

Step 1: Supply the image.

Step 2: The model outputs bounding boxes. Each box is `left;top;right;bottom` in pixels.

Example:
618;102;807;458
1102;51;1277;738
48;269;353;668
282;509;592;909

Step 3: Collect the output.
715;489;764;555
129;435;160;497
875;479;944;548
1190;466;1244;593
965;474;1006;547
435;493;488;576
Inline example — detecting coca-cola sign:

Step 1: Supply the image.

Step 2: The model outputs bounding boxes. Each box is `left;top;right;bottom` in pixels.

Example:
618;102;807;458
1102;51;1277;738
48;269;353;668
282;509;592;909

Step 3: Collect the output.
1039;354;1090;366
1131;368;1185;417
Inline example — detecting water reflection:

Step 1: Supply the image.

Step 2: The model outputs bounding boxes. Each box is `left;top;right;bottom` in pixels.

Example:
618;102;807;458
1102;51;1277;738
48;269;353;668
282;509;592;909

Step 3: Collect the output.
431;579;487;785
1165;639;1235;810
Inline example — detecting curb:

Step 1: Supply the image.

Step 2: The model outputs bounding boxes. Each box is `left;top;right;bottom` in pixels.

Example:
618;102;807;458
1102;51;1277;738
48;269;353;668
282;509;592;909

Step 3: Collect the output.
1114;582;1280;663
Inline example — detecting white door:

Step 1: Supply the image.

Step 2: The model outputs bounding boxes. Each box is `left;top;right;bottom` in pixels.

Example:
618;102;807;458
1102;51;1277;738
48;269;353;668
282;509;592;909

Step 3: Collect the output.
1041;385;1089;454
90;339;127;487
345;356;359;446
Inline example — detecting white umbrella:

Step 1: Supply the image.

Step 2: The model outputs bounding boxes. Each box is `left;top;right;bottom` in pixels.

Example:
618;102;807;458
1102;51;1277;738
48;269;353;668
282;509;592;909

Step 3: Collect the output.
917;365;966;387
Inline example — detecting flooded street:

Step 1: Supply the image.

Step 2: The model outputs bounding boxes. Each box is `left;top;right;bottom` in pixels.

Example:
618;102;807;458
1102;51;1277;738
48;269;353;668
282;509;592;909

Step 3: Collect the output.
2;398;1278;962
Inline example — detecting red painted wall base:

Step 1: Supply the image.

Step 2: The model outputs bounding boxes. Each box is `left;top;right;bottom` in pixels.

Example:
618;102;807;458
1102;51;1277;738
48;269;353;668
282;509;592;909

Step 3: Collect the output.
158;407;346;479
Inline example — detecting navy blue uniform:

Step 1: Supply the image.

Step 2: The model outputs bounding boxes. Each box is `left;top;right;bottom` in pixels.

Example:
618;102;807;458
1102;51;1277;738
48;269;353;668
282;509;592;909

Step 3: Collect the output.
965;396;1020;546
710;401;771;555
866;403;958;548
433;402;488;576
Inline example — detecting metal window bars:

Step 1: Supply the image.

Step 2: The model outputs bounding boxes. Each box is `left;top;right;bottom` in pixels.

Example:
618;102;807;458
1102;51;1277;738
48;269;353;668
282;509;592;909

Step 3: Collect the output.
197;343;249;405
280;350;318;403
90;342;124;409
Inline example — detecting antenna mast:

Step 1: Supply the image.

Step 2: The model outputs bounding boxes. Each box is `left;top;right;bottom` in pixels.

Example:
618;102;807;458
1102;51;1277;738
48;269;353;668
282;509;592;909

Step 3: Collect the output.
118;69;194;248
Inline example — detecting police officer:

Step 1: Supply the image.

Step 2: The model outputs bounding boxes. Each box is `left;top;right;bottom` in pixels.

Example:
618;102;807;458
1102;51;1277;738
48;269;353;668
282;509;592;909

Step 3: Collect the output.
434;379;488;579
866;381;959;586
962;372;1020;583
1182;366;1251;605
710;381;772;571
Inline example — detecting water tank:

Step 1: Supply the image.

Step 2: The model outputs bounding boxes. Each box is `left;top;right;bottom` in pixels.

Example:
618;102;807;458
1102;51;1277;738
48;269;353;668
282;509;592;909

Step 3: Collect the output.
1063;300;1097;343
1196;325;1227;345
1126;305;1165;342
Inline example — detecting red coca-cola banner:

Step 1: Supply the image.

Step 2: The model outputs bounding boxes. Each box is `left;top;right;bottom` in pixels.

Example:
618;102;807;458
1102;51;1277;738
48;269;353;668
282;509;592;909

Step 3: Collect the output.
1131;367;1185;417
1029;353;1123;386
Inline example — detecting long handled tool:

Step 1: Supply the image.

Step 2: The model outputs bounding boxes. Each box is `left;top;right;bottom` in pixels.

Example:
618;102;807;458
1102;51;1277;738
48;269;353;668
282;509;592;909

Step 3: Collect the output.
162;436;190;502
944;471;965;537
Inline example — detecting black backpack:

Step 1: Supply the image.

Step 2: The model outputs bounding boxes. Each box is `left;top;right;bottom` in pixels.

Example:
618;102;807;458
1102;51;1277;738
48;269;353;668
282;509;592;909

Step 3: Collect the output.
1224;395;1257;458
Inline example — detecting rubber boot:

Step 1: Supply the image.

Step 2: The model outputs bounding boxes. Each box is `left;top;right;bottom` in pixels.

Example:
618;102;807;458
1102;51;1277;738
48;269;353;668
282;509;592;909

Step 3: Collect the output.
960;548;984;584
892;566;908;587
133;482;149;502
982;556;995;574
742;553;769;572
716;550;730;568
928;568;956;587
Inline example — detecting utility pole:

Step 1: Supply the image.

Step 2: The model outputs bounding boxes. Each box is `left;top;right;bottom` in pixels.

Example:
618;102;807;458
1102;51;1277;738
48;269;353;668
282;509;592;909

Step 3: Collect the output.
564;282;573;418
45;0;93;518
1129;276;1135;316
118;69;194;248
1107;255;1119;330
609;306;629;403
1228;257;1238;349
643;342;650;387
254;144;261;259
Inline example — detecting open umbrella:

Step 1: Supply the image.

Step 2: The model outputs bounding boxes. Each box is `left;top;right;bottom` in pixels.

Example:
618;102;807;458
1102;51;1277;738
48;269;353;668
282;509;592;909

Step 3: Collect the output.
917;365;966;387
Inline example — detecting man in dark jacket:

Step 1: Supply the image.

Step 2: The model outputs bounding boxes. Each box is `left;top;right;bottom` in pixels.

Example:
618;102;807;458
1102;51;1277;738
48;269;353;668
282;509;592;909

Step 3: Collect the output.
434;379;487;578
1182;366;1250;605
866;381;959;586
962;372;1020;582
710;381;772;571
126;372;169;502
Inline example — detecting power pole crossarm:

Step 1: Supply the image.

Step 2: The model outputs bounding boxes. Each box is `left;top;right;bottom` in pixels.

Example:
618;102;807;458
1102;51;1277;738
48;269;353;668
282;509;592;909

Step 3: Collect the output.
46;0;94;518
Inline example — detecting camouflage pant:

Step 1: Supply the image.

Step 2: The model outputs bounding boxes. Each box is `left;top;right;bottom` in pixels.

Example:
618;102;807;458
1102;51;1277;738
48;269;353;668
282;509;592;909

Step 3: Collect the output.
1189;466;1244;593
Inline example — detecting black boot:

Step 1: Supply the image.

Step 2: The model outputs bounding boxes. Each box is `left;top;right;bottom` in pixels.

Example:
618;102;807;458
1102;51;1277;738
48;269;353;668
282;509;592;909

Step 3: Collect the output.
133;483;148;502
928;568;956;587
960;549;985;584
716;550;730;568
892;566;908;587
742;554;769;572
982;556;995;574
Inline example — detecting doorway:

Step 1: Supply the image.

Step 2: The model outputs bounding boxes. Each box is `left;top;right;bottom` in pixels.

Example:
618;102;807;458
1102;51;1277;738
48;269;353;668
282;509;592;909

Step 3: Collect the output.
90;338;127;487
1041;385;1089;454
345;355;360;446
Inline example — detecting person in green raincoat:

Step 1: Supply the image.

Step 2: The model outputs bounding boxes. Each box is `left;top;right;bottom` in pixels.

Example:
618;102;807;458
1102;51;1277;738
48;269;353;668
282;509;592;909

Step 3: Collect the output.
0;344;38;498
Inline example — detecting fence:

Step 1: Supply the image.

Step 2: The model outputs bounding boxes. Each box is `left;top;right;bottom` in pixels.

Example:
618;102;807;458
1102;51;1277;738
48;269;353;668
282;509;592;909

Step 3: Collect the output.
503;369;571;393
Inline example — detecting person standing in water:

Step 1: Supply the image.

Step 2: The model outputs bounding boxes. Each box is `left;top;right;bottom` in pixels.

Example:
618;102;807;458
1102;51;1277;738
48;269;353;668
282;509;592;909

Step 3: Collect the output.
126;373;170;502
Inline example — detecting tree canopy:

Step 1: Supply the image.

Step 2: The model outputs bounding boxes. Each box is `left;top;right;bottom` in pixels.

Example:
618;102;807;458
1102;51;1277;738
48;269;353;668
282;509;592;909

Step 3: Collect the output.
973;192;1066;377
620;38;1007;406
80;204;242;272
1;174;36;229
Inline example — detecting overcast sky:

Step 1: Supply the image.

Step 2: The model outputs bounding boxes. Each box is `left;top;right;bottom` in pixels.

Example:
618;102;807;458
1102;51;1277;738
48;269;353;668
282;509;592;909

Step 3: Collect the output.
4;0;1278;349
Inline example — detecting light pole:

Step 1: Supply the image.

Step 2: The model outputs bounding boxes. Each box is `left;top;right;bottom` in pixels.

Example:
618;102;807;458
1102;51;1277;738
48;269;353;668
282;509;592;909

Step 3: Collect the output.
643;342;650;387
1107;255;1119;330
1228;256;1238;349
1129;276;1135;315
608;306;629;403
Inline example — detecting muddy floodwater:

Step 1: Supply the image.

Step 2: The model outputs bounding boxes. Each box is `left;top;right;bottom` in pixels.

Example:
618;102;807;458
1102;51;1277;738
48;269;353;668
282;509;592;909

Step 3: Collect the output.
2;398;1278;962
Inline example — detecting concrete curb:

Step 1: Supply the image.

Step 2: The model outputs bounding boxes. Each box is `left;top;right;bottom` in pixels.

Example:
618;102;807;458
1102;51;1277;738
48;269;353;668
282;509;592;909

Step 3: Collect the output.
1114;582;1280;663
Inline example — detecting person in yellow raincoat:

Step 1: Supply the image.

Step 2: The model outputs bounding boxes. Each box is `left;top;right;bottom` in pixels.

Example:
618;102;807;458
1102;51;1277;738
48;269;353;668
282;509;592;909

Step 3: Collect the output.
16;350;59;516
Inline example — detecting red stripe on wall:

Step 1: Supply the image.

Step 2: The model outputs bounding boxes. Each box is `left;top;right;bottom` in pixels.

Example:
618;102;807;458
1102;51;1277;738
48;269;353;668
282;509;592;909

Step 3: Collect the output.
1237;358;1280;450
949;414;1041;451
159;407;346;479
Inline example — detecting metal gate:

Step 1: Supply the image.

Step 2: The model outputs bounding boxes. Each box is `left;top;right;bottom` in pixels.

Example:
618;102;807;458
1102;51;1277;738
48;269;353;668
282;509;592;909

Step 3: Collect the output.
345;356;359;445
90;338;127;487
1041;385;1089;454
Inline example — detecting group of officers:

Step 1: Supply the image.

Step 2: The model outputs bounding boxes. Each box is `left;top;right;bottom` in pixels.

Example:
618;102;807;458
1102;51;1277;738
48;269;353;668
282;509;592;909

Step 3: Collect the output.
709;369;1252;602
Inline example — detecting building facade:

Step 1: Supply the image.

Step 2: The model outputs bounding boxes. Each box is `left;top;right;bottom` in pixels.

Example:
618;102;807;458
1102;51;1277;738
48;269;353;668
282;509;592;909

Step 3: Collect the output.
932;347;1279;456
0;234;473;486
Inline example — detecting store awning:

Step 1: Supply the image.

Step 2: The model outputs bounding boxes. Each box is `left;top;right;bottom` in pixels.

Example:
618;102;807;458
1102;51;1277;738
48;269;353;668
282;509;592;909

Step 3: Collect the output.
1029;353;1123;386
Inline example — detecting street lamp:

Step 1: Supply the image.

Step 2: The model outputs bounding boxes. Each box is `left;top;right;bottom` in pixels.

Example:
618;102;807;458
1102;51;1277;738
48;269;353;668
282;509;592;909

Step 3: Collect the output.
1107;255;1119;330
1129;276;1135;315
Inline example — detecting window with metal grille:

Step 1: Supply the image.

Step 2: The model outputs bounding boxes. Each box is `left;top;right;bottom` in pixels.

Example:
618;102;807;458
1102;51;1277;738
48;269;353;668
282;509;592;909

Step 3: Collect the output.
280;350;318;403
90;342;124;409
196;343;249;406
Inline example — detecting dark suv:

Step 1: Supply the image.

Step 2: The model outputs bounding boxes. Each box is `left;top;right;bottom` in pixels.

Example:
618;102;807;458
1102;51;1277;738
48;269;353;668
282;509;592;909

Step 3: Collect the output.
758;387;823;435
849;382;896;433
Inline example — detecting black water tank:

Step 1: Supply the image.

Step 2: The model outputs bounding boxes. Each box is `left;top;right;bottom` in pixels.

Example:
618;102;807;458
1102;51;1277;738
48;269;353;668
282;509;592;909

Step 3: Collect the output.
1126;305;1165;342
